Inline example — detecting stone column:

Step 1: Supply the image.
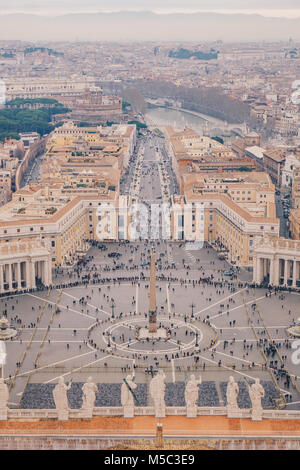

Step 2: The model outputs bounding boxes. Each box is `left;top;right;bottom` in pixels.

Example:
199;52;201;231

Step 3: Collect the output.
36;261;40;279
255;257;259;283
31;262;36;289
273;258;280;287
257;257;263;284
292;260;298;288
48;260;52;286
269;258;274;285
264;258;269;279
0;265;3;293
17;262;22;291
43;261;49;286
8;264;12;292
284;259;289;286
252;257;257;283
25;261;30;289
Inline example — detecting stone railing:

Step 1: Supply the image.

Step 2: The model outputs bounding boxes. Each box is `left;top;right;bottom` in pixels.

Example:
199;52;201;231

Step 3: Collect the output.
255;236;300;253
4;406;300;421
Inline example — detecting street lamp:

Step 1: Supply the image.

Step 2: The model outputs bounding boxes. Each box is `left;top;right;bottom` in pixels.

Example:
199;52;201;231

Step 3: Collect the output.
111;298;115;319
190;302;195;319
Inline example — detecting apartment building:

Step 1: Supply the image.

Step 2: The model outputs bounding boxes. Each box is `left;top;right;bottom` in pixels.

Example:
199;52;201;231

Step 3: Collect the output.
0;184;130;269
165;126;256;184
171;192;279;267
292;166;300;209
263;148;286;186
46;121;136;171
4;76;97;100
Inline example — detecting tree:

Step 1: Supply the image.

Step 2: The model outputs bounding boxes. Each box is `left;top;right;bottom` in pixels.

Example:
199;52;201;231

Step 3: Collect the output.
121;88;146;114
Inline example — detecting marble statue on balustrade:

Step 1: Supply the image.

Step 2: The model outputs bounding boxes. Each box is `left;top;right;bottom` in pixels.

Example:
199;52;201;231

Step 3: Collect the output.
81;377;98;417
226;376;239;417
121;374;137;418
249;378;265;421
53;376;72;420
0;378;9;420
185;374;202;418
150;369;166;418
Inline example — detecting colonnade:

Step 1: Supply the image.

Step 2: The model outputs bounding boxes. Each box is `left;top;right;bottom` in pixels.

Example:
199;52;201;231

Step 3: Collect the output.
253;256;300;287
0;258;51;294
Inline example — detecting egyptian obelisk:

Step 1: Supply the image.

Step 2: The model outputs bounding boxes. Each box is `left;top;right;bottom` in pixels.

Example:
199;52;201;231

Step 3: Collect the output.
149;251;157;333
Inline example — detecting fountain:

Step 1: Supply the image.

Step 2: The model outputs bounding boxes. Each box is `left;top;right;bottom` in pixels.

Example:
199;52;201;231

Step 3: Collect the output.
287;317;300;337
0;316;17;340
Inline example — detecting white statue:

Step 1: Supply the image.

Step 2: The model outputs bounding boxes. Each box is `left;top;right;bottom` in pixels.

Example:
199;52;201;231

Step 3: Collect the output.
121;374;137;418
150;369;166;418
226;376;239;409
249;378;265;411
0;378;9;419
53;377;71;419
249;378;265;421
0;341;6;366
185;374;202;418
81;377;98;411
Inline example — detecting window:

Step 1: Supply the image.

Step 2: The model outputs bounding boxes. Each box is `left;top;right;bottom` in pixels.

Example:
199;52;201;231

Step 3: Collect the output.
118;215;124;227
178;231;184;240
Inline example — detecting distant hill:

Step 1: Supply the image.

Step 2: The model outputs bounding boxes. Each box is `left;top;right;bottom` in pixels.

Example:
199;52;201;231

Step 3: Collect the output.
0;11;299;41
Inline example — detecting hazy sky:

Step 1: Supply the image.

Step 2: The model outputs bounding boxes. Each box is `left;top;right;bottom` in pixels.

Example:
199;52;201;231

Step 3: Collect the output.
1;0;300;18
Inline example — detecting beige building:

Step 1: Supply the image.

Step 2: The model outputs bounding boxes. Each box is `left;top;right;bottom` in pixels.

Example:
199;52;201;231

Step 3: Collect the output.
171;171;279;267
289;209;300;240
292;166;300;209
0;184;130;268
4;76;98;100
172;194;279;267
165;126;257;185
263;148;286;186
180;172;276;218
46;121;136;171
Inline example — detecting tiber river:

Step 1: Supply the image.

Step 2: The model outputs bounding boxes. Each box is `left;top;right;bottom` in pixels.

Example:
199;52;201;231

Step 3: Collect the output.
144;106;208;132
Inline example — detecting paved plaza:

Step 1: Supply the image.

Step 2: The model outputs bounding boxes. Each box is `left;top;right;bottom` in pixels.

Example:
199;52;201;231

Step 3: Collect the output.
1;240;300;411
